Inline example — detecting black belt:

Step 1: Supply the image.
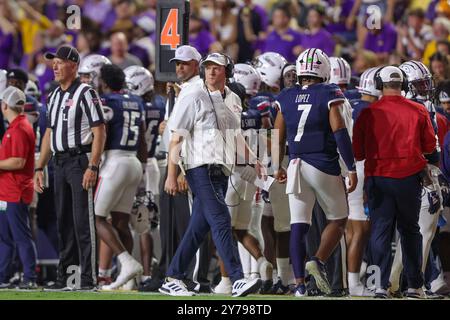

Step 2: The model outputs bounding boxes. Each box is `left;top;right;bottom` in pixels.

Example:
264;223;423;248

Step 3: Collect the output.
55;145;92;157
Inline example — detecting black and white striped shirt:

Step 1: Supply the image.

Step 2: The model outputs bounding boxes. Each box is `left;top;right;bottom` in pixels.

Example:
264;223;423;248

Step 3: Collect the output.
46;78;105;153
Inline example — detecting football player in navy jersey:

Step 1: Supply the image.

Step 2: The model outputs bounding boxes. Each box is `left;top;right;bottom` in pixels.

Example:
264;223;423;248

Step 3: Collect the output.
280;64;297;90
273;48;357;297
345;67;380;296
389;61;446;298
124;65;166;289
78;54;111;89
94;64;145;291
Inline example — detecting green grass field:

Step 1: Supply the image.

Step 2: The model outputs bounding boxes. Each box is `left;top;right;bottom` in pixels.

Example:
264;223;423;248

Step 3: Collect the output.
0;289;368;300
0;289;447;300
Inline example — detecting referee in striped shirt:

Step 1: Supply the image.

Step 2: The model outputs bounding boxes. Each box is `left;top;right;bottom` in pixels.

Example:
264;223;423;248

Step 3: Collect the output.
34;45;106;290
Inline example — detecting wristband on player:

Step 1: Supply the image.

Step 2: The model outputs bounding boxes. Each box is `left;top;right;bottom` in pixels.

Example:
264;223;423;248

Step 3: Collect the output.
334;127;356;172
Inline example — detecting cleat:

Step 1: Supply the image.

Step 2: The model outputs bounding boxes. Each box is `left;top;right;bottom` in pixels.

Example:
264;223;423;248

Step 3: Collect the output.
294;283;307;297
305;258;331;295
159;278;195;296
231;278;262;297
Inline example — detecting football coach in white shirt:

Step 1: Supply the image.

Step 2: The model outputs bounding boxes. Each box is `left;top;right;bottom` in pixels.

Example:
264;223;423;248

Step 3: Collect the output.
159;53;263;297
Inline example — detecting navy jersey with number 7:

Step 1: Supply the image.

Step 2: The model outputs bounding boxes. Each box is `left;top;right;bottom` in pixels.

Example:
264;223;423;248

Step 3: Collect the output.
276;83;346;176
101;93;145;152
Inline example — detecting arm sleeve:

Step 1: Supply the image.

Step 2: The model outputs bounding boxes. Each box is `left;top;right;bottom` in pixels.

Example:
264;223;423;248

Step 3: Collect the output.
83;88;105;127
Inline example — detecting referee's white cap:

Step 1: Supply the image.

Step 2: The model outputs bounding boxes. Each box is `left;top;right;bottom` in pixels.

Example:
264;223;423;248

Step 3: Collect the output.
0;86;26;108
169;45;202;63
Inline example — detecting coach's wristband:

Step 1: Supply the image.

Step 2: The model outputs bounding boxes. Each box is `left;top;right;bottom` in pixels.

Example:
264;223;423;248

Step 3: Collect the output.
34;168;43;173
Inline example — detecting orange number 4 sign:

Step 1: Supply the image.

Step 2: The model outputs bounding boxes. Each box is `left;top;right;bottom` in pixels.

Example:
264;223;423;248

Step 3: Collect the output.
161;8;180;49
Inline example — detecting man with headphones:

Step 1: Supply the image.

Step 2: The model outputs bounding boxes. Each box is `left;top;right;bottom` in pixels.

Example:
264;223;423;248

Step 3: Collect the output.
353;66;437;299
160;52;263;297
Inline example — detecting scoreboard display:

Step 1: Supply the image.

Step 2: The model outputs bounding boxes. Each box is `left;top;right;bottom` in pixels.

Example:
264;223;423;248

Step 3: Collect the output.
155;0;190;82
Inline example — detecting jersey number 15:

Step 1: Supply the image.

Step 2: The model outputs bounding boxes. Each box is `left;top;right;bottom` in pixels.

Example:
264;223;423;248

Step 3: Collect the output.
120;111;141;147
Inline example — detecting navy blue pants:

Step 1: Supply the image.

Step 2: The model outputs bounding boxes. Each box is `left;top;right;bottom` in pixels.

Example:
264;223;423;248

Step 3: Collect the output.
366;174;424;289
167;166;243;282
0;202;37;283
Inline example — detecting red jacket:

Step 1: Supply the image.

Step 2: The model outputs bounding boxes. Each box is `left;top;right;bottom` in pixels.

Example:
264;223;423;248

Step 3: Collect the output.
353;95;436;178
0;115;35;204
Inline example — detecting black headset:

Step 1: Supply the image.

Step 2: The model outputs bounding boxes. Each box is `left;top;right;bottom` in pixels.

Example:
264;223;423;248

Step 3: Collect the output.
374;66;409;93
199;53;234;79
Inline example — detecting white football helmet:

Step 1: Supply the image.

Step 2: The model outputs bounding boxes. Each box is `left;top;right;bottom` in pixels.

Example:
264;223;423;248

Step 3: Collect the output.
0;69;7;93
130;190;158;235
253;52;287;89
233;63;261;96
399;60;433;98
25;80;41;99
329;57;351;85
357;67;381;97
78;54;111;88
296;48;331;82
124;66;154;96
439;88;450;103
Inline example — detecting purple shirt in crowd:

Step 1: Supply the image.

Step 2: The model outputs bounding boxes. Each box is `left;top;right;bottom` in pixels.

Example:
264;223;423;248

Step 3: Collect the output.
252;4;269;32
101;8;117;34
364;23;397;53
83;0;112;24
261;29;302;63
300;29;335;56
325;0;354;34
0;30;13;69
189;30;216;57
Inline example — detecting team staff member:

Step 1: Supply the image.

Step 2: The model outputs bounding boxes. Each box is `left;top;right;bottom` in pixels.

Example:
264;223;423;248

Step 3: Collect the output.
0;87;37;289
34;45;106;291
148;45;206;292
160;53;262;297
353;66;437;299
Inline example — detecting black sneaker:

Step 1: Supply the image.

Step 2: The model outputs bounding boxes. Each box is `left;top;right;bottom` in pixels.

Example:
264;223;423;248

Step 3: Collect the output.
326;288;348;297
259;279;274;294
18;281;38;290
43;281;73;292
270;279;291;295
138;277;163;292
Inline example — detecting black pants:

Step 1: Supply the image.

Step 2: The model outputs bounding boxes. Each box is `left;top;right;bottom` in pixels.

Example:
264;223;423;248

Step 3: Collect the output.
54;153;97;287
366;174;423;289
306;202;346;291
